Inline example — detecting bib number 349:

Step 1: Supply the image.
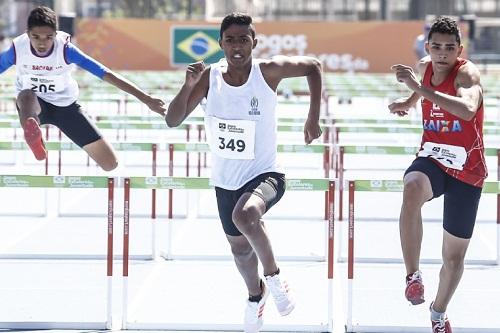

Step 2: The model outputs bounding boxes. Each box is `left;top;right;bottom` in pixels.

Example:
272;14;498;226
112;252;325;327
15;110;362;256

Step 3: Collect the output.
218;137;246;152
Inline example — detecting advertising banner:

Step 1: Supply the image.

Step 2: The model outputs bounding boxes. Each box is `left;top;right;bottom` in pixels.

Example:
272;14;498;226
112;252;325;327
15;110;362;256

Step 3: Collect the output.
76;19;426;73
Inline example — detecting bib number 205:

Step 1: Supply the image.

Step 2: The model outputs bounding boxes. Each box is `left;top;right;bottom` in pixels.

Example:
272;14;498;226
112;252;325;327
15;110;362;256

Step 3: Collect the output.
218;137;245;152
31;84;56;93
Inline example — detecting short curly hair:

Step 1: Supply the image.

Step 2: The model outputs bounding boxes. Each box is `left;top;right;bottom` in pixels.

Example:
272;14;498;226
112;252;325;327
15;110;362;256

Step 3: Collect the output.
219;12;255;39
428;16;461;44
27;6;58;31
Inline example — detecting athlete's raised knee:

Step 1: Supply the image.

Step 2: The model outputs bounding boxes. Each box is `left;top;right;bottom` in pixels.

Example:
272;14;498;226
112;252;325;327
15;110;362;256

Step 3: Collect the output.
100;159;118;171
232;206;261;234
403;176;431;206
16;90;39;109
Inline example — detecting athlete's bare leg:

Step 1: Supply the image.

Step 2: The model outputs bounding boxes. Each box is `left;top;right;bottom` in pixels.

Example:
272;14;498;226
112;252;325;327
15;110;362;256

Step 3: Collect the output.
83;138;118;171
432;230;470;312
16;89;41;124
226;192;279;295
400;171;433;274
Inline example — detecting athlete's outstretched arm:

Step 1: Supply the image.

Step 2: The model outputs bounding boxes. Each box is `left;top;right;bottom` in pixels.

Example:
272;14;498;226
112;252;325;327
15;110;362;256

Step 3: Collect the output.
165;61;209;127
65;43;166;116
262;56;323;144
102;71;166;116
391;62;482;121
0;46;15;75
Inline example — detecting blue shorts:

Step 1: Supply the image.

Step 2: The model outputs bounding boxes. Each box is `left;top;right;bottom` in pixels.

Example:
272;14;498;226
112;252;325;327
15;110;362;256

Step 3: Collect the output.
215;172;286;236
37;97;102;147
405;157;482;239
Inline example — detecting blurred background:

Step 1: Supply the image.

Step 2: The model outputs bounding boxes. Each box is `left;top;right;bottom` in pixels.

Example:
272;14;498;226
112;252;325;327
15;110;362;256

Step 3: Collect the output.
1;0;499;73
1;2;500;332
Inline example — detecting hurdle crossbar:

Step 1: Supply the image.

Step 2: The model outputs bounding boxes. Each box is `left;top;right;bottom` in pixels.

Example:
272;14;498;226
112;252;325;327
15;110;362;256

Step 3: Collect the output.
337;145;500;221
341;179;499;265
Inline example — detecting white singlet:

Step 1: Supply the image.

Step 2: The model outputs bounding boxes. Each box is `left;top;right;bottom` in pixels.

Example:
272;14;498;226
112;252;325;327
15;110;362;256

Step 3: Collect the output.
13;31;78;106
205;59;282;190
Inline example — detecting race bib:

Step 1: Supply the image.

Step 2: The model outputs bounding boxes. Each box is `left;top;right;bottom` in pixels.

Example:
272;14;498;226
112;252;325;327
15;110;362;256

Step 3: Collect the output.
417;142;467;170
21;74;65;93
205;116;255;160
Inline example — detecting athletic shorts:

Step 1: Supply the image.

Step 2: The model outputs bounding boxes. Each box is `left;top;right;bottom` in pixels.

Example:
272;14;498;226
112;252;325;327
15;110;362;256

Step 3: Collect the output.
404;157;482;239
215;172;286;236
20;97;102;148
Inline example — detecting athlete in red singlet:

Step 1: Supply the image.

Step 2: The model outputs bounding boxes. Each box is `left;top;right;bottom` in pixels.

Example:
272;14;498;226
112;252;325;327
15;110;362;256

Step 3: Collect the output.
388;16;486;333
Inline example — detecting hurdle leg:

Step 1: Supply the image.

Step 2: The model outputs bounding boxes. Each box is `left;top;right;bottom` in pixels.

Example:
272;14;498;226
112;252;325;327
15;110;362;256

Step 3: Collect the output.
339;147;345;221
327;180;335;331
122;178;130;329
497;149;500;265
347;181;355;332
106;178;114;329
151;144;157;259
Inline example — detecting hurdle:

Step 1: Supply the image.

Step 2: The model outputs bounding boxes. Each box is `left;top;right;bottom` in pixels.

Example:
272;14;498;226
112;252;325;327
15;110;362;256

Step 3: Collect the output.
136;176;333;261
121;176;336;331
341;179;499;266
337;145;500;221
0;175;114;329
345;179;500;333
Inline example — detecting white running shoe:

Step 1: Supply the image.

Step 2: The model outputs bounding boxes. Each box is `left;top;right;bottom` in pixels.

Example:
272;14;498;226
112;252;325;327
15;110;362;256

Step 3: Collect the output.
244;281;270;333
265;273;295;316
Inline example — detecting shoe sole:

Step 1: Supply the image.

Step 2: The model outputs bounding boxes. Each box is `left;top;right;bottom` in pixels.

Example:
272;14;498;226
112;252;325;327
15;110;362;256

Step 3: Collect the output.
23;117;47;160
406;283;425;305
408;297;425;305
278;302;295;316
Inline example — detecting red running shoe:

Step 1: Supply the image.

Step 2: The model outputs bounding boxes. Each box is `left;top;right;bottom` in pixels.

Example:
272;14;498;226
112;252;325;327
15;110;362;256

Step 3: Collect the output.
431;303;452;333
432;316;452;333
23;117;46;160
405;270;425;305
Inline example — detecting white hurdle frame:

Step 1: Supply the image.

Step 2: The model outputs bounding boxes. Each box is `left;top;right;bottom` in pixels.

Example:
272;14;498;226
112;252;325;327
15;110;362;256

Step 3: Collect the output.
0;175;115;330
345;179;500;333
121;176;336;332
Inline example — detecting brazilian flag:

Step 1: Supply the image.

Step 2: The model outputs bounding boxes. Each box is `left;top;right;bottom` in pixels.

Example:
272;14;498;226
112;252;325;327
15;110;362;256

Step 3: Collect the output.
171;26;224;65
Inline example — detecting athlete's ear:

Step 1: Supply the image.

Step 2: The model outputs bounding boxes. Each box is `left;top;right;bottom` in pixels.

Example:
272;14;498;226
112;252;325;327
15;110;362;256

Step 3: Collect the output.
424;41;429;55
253;38;258;49
457;44;464;57
218;38;222;49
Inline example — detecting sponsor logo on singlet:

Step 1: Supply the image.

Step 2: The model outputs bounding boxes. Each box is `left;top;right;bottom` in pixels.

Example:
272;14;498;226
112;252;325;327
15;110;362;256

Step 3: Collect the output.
249;96;260;115
423;119;462;133
430;103;444;118
32;65;53;71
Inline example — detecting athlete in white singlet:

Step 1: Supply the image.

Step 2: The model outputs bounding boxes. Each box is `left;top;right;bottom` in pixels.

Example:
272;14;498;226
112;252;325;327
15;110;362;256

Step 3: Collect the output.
0;6;166;168
166;13;323;333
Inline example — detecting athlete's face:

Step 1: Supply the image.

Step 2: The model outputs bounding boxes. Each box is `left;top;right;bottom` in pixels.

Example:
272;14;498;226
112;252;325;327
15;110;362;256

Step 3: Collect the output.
28;26;56;54
219;24;257;67
425;32;463;73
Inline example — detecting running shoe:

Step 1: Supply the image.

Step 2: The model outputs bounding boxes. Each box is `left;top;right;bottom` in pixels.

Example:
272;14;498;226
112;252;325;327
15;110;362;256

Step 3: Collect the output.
244;280;270;333
266;273;295;316
405;270;425;305
23;117;46;160
431;303;452;333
